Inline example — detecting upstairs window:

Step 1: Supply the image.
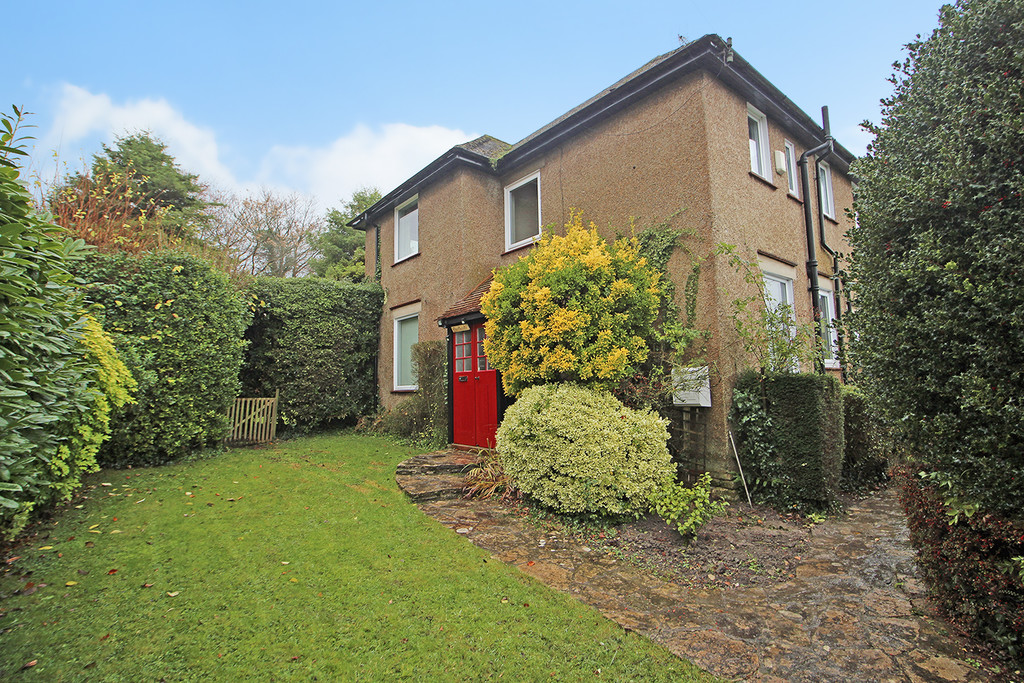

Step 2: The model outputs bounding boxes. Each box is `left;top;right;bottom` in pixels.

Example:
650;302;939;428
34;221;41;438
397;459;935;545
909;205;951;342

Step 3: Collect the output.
818;161;835;219
784;140;799;197
747;104;770;179
395;196;419;263
505;172;541;250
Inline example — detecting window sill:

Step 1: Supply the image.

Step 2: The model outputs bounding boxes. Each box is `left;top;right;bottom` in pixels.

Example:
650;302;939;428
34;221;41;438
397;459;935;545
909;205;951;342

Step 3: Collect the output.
787;192;803;204
748;171;778;190
392;388;419;394
503;239;539;256
823;214;839;225
392;252;420;267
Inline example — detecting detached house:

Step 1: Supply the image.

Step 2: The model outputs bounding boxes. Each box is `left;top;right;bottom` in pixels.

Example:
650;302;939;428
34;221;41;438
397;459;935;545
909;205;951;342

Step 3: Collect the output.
350;34;855;485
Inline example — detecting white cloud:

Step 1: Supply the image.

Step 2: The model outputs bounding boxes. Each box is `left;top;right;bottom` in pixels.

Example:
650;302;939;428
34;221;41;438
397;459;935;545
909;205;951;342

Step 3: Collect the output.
262;123;474;209
41;84;237;190
37;84;474;210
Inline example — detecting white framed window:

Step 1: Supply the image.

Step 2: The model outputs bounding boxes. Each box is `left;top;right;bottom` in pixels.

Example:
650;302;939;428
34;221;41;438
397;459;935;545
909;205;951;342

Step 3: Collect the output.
784;140;799;197
394;313;419;390
504;171;541;250
762;272;794;318
818;285;840;369
818;161;835;219
747;104;770;178
394;196;419;263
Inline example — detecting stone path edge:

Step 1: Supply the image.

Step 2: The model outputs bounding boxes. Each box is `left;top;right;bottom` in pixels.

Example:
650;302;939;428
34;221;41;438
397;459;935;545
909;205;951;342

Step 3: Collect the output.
396;450;1003;683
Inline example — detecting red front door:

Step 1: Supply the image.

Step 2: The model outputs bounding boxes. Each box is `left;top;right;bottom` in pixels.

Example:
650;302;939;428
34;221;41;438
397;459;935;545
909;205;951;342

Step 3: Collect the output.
452;322;498;448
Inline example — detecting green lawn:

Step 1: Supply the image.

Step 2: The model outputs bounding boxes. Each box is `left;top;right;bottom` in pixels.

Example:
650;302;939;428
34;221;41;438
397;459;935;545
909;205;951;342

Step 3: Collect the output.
0;433;714;681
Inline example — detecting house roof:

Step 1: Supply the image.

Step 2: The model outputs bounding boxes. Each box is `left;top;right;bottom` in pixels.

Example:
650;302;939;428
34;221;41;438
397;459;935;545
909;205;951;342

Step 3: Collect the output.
350;34;855;230
437;275;493;325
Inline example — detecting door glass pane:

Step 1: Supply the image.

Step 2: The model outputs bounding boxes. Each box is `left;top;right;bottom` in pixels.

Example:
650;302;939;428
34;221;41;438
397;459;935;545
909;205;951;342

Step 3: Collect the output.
454;330;471;372
476;327;490;371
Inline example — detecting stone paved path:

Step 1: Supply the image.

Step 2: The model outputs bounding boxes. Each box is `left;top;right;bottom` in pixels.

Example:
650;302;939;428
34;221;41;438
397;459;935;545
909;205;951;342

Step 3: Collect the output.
399;451;998;682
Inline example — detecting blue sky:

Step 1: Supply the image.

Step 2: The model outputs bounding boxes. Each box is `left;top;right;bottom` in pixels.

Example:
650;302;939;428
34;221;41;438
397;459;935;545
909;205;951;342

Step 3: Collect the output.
7;0;945;210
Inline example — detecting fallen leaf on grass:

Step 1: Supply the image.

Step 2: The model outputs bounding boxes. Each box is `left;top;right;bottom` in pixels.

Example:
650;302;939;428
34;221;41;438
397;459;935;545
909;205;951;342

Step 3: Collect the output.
289;578;298;583
500;597;509;603
39;546;53;550
107;569;118;575
527;561;535;566
281;561;290;565
65;581;78;586
88;524;99;530
166;591;180;597
20;660;36;670
100;483;112;487
141;583;154;588
85;542;95;548
99;633;110;641
6;556;21;564
21;582;37;595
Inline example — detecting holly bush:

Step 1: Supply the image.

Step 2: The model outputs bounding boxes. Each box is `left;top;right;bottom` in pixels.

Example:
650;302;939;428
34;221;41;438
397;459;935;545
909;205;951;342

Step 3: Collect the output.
481;211;664;395
73;251;249;467
849;0;1024;519
496;383;673;518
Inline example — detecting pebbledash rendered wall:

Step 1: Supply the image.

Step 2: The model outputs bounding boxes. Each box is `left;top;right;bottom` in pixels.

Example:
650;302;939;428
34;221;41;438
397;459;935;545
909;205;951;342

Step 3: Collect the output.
365;66;854;482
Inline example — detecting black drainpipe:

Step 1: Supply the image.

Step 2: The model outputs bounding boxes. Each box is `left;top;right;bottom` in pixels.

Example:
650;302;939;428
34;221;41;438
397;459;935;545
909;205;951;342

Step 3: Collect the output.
813;155;849;384
797;106;834;375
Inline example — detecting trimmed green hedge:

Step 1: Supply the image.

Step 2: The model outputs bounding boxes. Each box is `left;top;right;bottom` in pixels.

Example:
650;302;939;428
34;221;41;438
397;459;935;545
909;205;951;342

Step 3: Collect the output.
242;278;384;431
841;385;890;490
73;252;249;467
731;370;844;512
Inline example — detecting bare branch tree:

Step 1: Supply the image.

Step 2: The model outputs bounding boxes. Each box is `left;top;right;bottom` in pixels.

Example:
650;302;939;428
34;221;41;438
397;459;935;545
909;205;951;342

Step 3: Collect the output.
199;188;323;278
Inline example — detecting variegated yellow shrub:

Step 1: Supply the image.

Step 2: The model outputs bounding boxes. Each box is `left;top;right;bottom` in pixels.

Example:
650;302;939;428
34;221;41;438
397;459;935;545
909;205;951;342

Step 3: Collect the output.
496;383;673;517
481;210;663;395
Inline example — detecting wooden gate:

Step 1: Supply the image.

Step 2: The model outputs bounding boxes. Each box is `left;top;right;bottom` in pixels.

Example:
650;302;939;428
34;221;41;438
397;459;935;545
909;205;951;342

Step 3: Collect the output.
226;390;279;445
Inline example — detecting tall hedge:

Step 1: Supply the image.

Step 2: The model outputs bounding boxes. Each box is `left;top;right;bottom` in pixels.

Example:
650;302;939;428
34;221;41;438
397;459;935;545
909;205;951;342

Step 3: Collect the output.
1;129;133;538
731;370;844;512
73;251;249;467
242;278;384;430
848;0;1024;519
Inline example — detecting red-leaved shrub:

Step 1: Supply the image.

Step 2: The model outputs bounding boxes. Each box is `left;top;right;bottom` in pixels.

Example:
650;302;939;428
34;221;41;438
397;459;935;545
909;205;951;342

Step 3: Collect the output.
896;467;1024;663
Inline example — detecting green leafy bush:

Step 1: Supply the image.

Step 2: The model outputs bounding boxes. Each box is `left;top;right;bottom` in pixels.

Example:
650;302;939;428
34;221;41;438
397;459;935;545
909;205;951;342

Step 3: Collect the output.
73;251;249;467
242;277;383;431
496;383;673;517
375;340;447;444
848;0;1024;520
897;467;1024;664
1;111;133;537
841;385;891;491
731;370;844;512
651;472;728;536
